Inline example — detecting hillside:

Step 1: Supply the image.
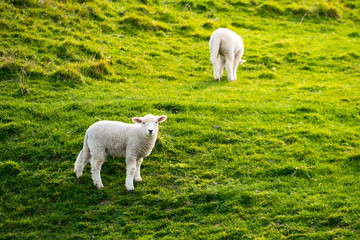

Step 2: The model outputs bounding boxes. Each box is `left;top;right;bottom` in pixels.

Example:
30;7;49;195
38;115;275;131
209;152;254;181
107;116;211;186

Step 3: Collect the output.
1;0;360;239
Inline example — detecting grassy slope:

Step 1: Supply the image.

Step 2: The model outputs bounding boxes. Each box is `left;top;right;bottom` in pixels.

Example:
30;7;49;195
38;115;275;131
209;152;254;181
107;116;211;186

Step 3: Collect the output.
1;0;360;239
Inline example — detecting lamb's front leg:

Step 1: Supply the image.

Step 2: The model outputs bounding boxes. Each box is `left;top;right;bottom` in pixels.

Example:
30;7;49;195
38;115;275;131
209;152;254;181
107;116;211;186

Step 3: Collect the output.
134;158;143;182
125;155;137;191
233;51;242;81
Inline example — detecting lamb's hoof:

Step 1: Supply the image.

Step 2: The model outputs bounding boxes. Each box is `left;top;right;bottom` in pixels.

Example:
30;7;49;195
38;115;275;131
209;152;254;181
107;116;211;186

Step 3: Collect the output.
95;183;104;189
74;172;82;178
135;177;142;182
126;185;135;191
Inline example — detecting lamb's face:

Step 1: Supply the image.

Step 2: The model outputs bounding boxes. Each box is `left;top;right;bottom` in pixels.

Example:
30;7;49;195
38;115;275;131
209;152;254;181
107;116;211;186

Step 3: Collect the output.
132;114;167;137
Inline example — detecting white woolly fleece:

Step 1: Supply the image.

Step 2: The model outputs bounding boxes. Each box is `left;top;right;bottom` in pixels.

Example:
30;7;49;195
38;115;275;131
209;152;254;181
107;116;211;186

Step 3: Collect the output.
209;28;246;82
74;114;167;191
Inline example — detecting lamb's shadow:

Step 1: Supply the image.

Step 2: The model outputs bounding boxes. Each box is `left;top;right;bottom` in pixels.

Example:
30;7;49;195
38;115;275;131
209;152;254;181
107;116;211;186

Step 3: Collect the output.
345;154;360;173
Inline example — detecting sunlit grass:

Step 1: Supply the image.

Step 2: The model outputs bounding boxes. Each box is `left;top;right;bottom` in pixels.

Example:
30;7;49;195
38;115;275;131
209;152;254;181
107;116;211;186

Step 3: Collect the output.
1;0;360;239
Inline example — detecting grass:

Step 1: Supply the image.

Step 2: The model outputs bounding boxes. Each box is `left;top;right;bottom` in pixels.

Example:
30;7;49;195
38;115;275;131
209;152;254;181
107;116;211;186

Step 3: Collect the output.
1;0;360;239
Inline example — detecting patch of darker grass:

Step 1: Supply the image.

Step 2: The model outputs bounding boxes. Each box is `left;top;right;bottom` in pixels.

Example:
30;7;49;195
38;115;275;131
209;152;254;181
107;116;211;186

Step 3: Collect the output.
55;40;103;61
156;73;177;80
250;54;281;67
344;153;360;172
179;0;215;13
6;0;40;8
257;1;343;20
0;63;19;80
348;32;360;38
120;14;171;32
86;3;106;21
265;165;314;179
82;59;114;79
153;10;180;24
0;122;24;141
258;72;276;79
257;2;284;15
319;213;346;227
299;86;326;93
200;130;242;145
285;5;308;17
292;107;318;113
0;161;22;178
255;136;285;148
50;66;84;87
332;52;360;60
297;129;331;142
201;20;216;29
316;2;343;20
154;102;187;114
283;51;301;63
283;135;301;145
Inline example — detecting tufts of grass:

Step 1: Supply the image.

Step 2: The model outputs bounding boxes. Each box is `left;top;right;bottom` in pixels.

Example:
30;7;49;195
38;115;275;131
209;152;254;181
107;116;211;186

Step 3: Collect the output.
348;31;360;38
0;59;22;80
256;0;344;20
120;13;172;32
0;161;22;178
257;1;284;15
315;1;343;20
258;71;276;79
50;66;84;87
82;59;114;79
4;0;40;8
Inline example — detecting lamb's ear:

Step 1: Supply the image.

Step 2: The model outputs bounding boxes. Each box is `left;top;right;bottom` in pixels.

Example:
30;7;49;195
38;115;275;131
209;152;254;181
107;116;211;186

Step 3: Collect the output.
132;117;142;124
239;60;246;64
157;115;167;123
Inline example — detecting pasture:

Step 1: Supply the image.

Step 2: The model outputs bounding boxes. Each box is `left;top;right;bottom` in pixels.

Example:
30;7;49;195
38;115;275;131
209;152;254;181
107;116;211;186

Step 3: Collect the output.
1;0;360;239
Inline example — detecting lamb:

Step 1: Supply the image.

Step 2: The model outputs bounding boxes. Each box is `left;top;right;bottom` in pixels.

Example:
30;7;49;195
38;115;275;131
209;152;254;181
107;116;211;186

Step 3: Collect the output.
74;114;167;191
209;28;246;82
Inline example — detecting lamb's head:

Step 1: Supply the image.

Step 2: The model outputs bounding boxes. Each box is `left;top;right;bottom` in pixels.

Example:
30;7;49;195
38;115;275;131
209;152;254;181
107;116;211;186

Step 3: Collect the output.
132;114;167;137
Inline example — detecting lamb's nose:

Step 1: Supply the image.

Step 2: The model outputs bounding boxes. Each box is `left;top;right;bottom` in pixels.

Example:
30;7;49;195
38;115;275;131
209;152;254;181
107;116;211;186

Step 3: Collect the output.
148;130;153;134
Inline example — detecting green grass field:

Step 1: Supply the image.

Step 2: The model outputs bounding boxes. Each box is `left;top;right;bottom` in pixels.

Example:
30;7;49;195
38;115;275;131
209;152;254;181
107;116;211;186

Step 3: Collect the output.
1;0;360;239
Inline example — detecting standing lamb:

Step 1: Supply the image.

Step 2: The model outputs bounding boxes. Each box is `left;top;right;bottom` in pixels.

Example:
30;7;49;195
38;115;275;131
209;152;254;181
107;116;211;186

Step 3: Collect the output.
74;114;167;191
209;28;246;82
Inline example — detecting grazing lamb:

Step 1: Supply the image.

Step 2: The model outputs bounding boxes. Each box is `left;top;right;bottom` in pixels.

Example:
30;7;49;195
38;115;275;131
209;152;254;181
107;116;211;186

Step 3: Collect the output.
74;114;167;191
209;28;246;81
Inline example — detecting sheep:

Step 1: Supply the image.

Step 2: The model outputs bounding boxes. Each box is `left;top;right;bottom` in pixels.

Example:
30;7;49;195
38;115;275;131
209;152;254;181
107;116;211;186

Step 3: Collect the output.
209;28;246;82
74;114;167;191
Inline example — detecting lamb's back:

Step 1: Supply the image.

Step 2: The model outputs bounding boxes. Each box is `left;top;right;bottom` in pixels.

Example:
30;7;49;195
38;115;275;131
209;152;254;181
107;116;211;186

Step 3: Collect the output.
214;28;243;54
86;121;138;149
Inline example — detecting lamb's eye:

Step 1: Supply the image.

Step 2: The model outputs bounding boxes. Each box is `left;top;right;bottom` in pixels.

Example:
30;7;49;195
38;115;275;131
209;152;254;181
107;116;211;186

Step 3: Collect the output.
155;122;158;124
142;122;145;125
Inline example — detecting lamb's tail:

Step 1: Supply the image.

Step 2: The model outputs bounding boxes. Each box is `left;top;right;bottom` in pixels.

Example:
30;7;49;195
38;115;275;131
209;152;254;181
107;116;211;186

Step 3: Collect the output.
74;133;91;178
209;36;221;62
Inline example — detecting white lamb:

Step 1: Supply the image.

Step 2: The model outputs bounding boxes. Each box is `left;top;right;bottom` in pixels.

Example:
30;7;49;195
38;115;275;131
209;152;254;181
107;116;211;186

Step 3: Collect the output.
209;28;246;81
74;114;167;191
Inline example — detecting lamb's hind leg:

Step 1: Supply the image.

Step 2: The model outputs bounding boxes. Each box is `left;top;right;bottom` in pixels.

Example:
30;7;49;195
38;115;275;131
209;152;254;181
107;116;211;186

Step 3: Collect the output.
225;54;235;82
74;149;90;178
211;56;222;81
232;51;242;81
90;152;106;189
